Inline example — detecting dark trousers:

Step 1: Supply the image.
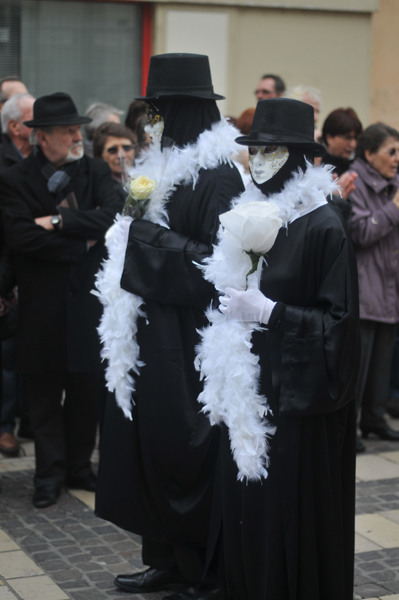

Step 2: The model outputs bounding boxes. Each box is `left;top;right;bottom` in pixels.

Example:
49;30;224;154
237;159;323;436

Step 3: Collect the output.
356;320;396;429
25;371;99;489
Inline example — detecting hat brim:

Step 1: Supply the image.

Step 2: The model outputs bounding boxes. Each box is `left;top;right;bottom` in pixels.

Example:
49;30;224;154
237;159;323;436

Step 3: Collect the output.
135;91;225;102
235;134;326;157
23;115;92;128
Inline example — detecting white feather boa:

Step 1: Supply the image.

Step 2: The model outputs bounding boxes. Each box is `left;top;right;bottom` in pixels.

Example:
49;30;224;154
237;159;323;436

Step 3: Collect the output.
195;163;337;480
94;118;242;419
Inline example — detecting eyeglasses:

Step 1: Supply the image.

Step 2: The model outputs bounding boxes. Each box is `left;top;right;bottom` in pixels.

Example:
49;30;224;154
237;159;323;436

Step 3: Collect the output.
248;145;278;156
254;89;275;97
106;144;135;155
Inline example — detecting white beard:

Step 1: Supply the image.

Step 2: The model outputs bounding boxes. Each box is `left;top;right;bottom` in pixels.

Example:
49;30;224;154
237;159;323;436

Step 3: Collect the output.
64;143;84;163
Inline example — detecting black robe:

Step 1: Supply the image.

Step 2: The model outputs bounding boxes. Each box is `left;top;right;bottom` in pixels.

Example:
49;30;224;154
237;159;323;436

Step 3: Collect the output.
217;203;359;600
95;164;244;569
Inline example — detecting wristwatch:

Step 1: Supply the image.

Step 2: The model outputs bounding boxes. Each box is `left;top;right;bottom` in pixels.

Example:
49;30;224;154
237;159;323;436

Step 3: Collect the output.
50;215;61;229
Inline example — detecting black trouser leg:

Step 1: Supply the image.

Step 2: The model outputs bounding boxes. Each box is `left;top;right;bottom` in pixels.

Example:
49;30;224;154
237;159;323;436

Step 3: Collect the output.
357;320;396;429
64;371;99;479
25;372;66;488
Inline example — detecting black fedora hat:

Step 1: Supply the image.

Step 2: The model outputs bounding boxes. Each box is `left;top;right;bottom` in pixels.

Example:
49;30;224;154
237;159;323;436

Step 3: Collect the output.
136;53;225;101
24;92;92;128
236;98;326;156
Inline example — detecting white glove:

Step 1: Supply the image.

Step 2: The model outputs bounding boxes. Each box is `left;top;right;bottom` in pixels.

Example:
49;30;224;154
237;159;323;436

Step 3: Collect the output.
219;287;276;324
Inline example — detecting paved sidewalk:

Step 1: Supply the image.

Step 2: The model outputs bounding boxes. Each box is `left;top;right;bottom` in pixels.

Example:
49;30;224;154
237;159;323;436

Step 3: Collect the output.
0;418;399;600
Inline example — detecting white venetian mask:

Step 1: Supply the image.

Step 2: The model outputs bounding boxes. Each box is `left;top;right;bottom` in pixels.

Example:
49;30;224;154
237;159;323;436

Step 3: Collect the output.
248;145;289;184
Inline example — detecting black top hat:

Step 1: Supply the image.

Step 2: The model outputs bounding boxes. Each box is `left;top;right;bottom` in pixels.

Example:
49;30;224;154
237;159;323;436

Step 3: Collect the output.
236;98;326;156
136;53;225;101
24;92;92;128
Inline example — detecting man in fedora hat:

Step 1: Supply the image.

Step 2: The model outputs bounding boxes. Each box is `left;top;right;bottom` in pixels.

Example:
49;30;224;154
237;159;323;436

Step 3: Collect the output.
196;98;359;599
95;54;244;600
0;92;124;508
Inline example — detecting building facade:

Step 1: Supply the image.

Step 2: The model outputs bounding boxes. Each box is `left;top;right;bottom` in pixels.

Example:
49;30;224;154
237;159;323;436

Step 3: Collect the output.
1;0;394;130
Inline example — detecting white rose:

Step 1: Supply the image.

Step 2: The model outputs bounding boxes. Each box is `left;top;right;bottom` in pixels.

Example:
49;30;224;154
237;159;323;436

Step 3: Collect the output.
130;175;157;200
219;201;282;254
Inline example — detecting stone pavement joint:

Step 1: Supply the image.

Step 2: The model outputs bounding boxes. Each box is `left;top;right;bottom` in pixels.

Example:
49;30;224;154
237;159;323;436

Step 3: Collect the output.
0;467;162;600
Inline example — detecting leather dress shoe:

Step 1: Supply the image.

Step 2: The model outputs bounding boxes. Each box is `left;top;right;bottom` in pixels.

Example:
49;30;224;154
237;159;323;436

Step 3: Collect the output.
361;423;399;441
66;472;97;492
163;586;225;600
33;485;61;508
115;567;187;593
0;432;19;457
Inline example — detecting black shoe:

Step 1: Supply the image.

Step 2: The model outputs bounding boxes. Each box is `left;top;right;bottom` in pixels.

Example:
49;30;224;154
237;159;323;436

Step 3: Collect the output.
163;586;225;600
114;567;187;593
356;435;366;453
66;472;97;492
361;423;399;441
33;485;61;509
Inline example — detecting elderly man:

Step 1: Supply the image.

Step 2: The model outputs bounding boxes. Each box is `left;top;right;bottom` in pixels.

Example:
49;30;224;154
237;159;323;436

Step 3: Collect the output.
0;92;124;508
0;76;28;99
0;77;28;111
0;93;35;457
0;93;35;171
254;74;285;101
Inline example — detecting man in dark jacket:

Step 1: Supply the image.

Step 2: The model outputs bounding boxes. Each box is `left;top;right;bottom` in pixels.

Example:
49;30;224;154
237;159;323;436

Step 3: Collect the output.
0;93;35;172
0;92;124;508
0;92;35;457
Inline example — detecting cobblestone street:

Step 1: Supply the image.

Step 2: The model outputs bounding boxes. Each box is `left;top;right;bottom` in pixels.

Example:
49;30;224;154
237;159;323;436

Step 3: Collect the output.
0;418;399;600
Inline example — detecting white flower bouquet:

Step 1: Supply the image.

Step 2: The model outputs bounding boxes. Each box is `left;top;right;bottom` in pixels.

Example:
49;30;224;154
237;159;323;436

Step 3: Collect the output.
123;175;157;219
219;201;282;287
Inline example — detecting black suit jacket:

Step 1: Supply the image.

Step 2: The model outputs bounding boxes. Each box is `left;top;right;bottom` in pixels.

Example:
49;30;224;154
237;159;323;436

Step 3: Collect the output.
0;152;124;373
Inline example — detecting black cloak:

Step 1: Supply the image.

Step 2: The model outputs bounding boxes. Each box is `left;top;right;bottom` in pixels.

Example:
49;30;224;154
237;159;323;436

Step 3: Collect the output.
95;161;244;578
216;202;359;600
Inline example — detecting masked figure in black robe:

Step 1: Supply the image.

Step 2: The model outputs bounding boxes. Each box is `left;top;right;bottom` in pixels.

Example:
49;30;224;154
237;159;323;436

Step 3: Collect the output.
95;54;244;600
196;98;359;600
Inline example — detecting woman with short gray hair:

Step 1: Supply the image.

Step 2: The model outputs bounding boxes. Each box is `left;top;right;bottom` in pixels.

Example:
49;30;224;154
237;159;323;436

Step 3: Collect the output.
83;102;123;156
350;123;399;448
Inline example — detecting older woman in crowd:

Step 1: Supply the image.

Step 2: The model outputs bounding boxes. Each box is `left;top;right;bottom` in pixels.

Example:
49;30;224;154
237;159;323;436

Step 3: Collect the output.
93;122;136;183
350;123;399;450
83;102;124;157
321;107;362;175
320;108;363;224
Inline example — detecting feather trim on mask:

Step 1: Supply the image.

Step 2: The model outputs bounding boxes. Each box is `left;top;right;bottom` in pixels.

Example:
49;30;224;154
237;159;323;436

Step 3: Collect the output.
195;162;337;480
94;118;242;418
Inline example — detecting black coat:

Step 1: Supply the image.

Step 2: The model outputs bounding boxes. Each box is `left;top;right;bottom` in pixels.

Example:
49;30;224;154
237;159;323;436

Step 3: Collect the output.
96;163;245;546
0;134;24;173
0;153;124;373
0;134;24;298
218;204;359;600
